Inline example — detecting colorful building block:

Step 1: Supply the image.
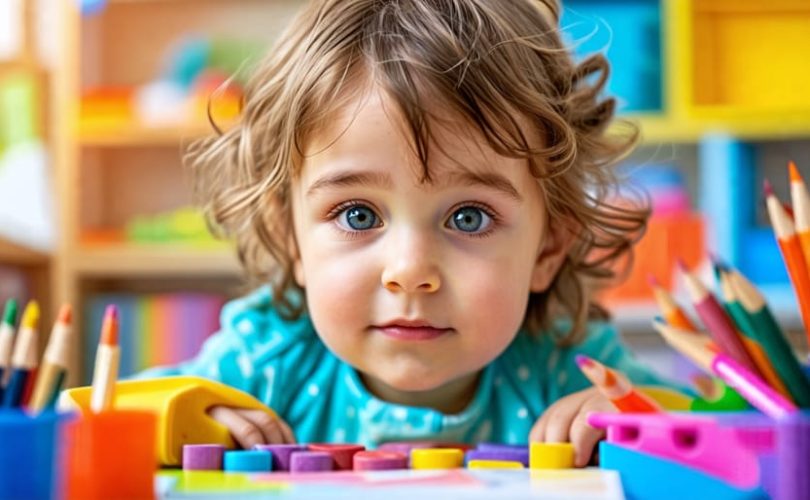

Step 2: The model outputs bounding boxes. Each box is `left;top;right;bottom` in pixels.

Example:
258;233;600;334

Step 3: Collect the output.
253;444;307;472
529;442;575;469
290;451;333;472
183;444;225;471
411;448;464;470
467;460;523;469
352;451;408;471
307;443;365;470
223;450;272;473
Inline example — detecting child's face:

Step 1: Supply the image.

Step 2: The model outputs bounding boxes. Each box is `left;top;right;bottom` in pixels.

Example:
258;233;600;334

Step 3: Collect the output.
290;86;571;401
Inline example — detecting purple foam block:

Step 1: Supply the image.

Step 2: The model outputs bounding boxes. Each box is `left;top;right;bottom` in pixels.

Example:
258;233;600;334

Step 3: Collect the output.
182;444;225;471
466;447;529;467
254;444;308;472
290;451;334;473
777;412;810;500
477;443;529;452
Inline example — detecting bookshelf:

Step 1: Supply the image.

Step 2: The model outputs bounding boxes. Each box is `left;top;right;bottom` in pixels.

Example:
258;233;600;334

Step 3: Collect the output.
51;0;304;385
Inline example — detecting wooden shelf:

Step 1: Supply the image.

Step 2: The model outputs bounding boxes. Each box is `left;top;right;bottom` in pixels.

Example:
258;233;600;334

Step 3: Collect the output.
74;244;240;277
0;237;49;265
79;121;219;147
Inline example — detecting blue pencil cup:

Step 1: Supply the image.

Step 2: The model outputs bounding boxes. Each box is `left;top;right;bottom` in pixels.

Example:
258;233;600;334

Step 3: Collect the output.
0;410;67;500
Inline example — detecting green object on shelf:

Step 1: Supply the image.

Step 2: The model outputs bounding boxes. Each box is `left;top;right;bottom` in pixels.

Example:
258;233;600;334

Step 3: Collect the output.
125;207;219;245
0;72;39;154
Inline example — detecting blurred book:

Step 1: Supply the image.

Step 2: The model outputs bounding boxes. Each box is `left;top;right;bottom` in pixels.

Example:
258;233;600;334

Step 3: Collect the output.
84;292;226;382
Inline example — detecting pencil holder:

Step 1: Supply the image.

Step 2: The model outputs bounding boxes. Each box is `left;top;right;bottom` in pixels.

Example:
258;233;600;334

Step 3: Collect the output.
0;410;67;500
63;409;157;500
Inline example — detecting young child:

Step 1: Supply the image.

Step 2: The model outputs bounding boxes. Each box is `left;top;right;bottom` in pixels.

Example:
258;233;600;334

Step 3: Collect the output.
142;0;675;467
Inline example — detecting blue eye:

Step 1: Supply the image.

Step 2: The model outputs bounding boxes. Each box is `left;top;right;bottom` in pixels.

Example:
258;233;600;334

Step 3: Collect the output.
449;206;492;233
339;204;380;231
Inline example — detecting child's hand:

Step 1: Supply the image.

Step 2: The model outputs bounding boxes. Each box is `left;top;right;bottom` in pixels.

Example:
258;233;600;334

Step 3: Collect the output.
209;406;297;448
528;387;615;467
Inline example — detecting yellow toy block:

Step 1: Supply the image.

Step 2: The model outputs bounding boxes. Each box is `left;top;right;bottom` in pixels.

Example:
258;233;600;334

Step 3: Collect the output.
60;376;277;466
467;459;523;469
410;448;464;470
530;442;575;469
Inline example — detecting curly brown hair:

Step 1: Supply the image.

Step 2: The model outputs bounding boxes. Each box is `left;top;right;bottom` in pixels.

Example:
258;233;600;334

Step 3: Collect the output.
188;0;648;346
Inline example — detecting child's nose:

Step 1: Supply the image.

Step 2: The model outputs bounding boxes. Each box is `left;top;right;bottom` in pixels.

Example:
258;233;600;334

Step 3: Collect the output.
380;231;441;293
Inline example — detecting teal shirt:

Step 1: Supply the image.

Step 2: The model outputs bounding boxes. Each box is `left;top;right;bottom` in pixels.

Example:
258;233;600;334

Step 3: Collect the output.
140;286;674;447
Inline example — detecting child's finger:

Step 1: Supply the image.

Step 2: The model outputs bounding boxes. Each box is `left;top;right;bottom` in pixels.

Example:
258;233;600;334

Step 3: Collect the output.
238;409;286;444
208;406;266;449
569;412;604;467
540;396;588;444
529;414;549;442
278;418;297;444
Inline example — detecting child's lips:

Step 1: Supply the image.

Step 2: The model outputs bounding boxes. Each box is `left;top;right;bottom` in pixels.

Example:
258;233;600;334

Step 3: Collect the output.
374;325;453;341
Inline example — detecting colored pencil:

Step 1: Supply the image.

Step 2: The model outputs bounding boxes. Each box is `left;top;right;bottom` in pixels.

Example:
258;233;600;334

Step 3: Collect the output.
28;304;73;413
575;354;662;412
90;305;120;412
678;261;761;376
652;319;798;419
765;178;810;346
648;274;698;331
789;160;810;271
727;268;810;408
0;299;18;396
714;264;793;402
2;301;39;408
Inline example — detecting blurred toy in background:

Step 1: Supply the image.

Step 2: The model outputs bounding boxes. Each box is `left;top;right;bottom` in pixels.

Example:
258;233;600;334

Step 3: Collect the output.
81;35;260;131
600;164;705;304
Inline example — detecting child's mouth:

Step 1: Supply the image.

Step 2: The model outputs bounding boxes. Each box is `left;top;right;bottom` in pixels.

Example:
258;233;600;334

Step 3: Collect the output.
376;326;452;340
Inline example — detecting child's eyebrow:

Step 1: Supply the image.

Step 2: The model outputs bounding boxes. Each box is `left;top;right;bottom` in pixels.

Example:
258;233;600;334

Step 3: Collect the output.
306;169;522;202
306;171;393;197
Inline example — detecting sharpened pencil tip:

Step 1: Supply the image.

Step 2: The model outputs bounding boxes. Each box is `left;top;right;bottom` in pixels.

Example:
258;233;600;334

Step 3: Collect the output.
21;301;39;329
575;354;594;369
57;304;72;324
789;161;802;183
763;178;774;197
2;299;17;327
100;305;119;346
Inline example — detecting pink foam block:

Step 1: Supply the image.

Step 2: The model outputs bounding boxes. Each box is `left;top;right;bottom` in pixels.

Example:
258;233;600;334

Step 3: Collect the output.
588;412;775;489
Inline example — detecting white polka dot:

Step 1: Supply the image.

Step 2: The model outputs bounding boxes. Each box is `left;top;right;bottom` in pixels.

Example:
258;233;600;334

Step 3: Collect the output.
237;354;254;378
517;407;528;419
237;319;253;335
557;369;569;387
333;428;346;442
393;407;408;421
262;366;276;401
346;406;356;419
517;365;530;381
308;384;320;397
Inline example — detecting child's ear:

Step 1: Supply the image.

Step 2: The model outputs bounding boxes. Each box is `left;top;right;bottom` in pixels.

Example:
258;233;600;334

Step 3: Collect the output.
529;219;577;292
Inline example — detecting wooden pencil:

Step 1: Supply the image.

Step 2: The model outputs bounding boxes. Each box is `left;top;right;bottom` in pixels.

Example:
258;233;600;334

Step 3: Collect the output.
679;261;762;376
652;319;798;419
648;274;698;331
0;299;18;398
1;301;39;408
715;265;793;402
90;305;120;412
728;268;810;408
29;304;73;413
765;178;810;346
575;354;662;412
